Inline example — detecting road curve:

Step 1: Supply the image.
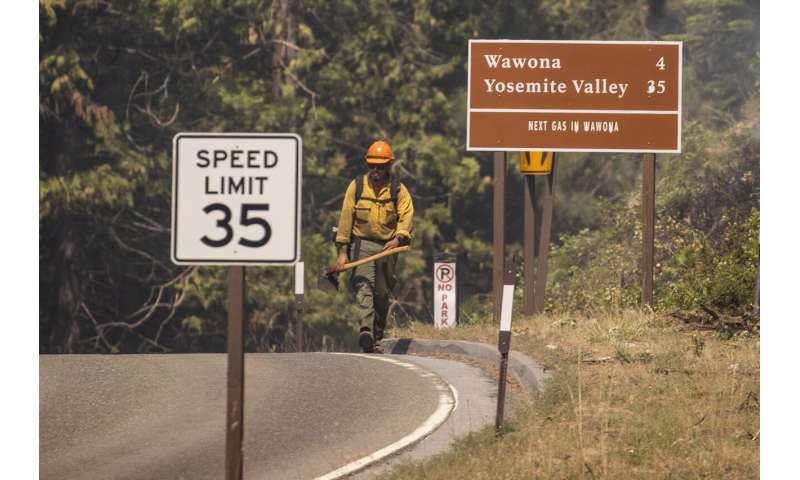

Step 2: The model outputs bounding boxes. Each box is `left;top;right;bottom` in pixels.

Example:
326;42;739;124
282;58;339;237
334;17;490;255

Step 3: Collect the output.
40;353;454;480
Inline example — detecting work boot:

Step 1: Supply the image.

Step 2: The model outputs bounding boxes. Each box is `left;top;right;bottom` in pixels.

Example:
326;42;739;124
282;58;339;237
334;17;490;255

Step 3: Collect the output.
359;327;374;353
373;340;384;354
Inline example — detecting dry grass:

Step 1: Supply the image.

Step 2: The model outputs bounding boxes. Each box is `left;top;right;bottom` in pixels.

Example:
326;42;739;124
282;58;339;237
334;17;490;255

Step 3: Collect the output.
384;310;759;479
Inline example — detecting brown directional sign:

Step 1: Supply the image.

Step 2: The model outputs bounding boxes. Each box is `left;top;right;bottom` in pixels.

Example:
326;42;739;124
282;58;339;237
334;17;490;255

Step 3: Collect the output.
467;40;682;153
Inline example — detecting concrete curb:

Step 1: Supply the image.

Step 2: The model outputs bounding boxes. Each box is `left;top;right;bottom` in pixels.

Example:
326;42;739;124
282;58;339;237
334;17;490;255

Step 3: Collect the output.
382;338;549;397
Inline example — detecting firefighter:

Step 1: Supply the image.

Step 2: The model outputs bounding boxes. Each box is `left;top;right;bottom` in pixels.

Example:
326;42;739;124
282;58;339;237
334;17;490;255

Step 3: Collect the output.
334;140;414;353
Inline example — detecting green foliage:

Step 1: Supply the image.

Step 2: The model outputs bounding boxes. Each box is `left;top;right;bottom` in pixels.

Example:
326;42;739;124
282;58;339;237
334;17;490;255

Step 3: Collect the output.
539;0;652;39
39;0;759;352
547;214;642;313
541;0;759;318
660;208;758;311
667;0;759;125
546;113;759;315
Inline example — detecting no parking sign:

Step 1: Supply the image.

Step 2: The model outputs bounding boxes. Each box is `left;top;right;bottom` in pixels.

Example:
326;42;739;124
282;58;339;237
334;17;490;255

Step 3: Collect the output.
433;262;457;328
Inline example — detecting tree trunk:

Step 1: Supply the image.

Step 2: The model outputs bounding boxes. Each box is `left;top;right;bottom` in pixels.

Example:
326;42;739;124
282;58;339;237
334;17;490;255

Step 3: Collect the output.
45;118;82;353
271;0;296;98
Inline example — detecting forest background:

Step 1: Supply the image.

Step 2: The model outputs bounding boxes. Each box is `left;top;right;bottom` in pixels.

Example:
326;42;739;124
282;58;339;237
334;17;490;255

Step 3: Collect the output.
39;0;759;354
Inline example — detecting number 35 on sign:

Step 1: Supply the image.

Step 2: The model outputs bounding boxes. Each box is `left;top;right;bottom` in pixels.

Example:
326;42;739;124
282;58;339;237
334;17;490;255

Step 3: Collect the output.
171;133;302;265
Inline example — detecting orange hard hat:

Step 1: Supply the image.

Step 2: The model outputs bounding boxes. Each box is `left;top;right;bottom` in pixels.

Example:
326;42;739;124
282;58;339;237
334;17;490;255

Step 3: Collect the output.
365;140;394;164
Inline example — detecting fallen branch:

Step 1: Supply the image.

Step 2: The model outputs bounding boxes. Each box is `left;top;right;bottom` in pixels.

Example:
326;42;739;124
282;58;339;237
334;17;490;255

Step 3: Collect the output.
581;356;614;364
699;303;720;321
692;412;708;427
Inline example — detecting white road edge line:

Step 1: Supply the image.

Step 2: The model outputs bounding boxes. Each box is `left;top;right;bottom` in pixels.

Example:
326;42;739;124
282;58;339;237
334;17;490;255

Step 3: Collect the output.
314;354;459;480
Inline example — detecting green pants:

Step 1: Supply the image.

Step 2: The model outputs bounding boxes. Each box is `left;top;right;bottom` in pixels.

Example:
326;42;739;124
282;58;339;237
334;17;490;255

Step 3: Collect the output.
349;238;397;341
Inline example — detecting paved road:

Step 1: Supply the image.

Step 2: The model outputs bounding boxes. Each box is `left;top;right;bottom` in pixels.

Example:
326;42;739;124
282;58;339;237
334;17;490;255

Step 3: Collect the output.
40;353;455;480
349;354;502;479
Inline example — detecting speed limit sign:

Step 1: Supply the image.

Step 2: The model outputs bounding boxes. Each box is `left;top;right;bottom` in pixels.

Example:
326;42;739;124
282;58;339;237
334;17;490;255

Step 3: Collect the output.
171;133;301;265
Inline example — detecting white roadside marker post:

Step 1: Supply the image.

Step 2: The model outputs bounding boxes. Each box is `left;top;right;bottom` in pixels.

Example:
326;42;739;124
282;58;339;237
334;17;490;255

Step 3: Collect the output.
294;261;304;352
495;268;515;437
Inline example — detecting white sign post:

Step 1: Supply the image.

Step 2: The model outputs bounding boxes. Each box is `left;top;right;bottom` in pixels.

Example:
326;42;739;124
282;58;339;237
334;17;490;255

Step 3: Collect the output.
433;262;457;328
171;133;301;265
294;260;305;353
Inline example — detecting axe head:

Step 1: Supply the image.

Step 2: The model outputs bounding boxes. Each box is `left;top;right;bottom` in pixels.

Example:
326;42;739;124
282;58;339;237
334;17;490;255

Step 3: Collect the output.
318;266;340;293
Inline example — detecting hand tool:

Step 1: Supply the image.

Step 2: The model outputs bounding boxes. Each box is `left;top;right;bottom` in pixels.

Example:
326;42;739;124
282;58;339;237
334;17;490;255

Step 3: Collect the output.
318;245;410;293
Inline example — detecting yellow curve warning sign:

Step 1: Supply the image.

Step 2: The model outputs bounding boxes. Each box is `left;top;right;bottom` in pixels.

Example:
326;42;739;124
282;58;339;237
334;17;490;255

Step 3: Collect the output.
519;151;553;175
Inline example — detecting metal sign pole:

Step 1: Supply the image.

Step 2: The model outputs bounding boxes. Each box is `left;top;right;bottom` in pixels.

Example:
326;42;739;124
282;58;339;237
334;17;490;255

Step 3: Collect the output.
523;173;536;316
534;153;558;314
225;266;246;480
642;153;656;307
495;268;515;437
493;152;506;324
171;133;302;480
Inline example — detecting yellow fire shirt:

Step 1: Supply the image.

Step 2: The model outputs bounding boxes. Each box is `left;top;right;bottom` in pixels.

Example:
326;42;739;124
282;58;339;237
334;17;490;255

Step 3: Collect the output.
335;175;414;244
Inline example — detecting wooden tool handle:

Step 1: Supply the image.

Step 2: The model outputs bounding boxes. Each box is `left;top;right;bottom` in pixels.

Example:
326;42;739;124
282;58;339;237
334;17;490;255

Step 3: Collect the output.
337;245;410;272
